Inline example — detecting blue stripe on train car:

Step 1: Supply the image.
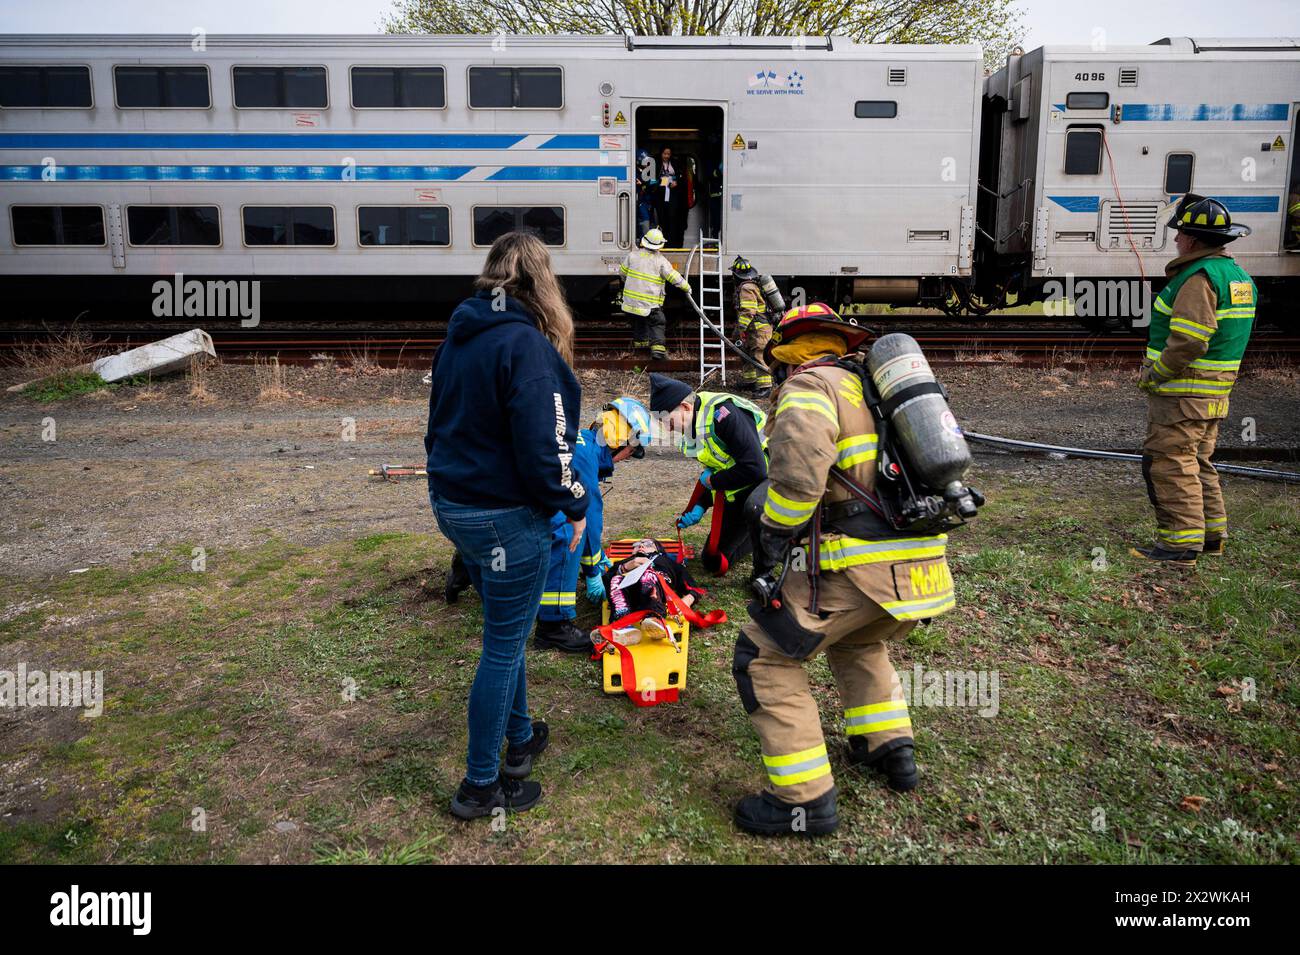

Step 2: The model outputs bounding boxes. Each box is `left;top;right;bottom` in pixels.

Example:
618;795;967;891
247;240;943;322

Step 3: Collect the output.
0;132;605;150
1120;103;1289;122
1047;195;1280;213
0;163;627;181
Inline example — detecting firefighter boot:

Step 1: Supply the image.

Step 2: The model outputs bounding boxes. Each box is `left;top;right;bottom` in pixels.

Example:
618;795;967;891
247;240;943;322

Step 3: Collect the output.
734;786;839;837
1202;537;1224;556
1129;545;1197;567
848;738;919;792
533;619;591;653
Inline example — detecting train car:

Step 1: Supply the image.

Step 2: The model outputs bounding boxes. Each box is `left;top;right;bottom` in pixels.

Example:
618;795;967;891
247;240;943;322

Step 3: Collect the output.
976;37;1300;326
0;33;985;323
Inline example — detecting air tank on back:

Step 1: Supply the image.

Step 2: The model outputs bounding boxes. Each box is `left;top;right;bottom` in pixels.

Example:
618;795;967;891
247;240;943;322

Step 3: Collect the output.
866;333;975;513
757;273;785;315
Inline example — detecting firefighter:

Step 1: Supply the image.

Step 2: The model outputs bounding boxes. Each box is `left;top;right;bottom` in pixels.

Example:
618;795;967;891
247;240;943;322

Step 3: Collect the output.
730;256;774;397
1132;195;1256;565
620;228;692;361
649;373;769;578
1287;190;1300;250
730;304;956;837
535;398;655;651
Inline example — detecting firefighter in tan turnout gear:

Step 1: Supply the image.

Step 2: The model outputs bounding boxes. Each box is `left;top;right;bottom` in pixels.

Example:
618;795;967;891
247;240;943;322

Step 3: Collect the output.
1132;195;1256;566
619;227;692;361
730;256;775;397
731;304;958;837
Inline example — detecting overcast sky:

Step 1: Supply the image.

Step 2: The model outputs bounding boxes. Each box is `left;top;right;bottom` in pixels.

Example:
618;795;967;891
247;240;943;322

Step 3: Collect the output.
1;0;1298;48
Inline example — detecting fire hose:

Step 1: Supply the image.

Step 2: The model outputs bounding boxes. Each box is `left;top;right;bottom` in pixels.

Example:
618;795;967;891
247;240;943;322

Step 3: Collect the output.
682;295;771;373
965;432;1300;485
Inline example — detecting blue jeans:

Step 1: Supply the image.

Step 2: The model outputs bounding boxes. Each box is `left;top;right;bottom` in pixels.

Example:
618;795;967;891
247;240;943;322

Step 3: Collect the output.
431;493;550;786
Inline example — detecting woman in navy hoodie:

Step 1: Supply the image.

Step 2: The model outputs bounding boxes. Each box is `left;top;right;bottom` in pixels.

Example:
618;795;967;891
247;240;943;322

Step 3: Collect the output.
425;232;589;819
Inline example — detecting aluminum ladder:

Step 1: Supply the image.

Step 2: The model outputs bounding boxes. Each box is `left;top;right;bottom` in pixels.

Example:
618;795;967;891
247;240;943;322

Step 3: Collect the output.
686;230;727;386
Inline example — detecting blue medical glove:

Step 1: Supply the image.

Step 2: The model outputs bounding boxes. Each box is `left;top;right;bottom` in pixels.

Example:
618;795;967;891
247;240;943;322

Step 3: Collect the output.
699;468;714;489
585;574;606;603
677;504;707;529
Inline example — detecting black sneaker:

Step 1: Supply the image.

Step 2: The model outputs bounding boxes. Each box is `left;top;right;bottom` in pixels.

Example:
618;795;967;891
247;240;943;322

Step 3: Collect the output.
533;619;591;653
503;721;549;779
444;553;473;603
848;738;919;792
1202;537;1224;556
734;787;839;837
1129;545;1197;567
450;776;542;820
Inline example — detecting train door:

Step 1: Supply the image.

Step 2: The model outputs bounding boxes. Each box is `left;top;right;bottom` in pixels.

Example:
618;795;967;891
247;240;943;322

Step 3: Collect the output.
633;104;726;252
1286;106;1299;252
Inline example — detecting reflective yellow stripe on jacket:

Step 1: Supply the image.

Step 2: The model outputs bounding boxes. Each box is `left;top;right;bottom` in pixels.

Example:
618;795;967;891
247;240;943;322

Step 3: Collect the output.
817;534;948;571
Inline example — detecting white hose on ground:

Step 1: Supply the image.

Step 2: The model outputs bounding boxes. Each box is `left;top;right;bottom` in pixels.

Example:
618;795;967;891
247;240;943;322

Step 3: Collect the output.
965;432;1300;485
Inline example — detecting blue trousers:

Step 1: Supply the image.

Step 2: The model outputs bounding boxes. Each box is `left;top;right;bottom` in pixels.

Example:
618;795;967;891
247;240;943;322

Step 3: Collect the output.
431;493;548;786
538;519;580;622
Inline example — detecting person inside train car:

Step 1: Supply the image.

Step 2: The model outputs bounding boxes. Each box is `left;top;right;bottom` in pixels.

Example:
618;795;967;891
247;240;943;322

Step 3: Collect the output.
731;256;775;397
636;148;655;241
730;304;941;837
651;373;770;579
1132;195;1256;566
653;146;687;248
619;228;693;361
534;397;655;652
425;231;588;820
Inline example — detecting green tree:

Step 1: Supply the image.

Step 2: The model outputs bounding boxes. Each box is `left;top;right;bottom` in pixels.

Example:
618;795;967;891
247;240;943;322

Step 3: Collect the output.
382;0;1024;71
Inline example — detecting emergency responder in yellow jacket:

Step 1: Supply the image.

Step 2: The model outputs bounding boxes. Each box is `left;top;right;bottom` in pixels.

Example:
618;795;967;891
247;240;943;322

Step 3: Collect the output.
731;256;774;397
649;372;769;578
1287;190;1300;250
731;304;956;837
1132;195;1256;565
620;228;691;361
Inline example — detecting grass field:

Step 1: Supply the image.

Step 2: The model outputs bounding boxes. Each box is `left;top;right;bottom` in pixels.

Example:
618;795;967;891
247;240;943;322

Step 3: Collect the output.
1;466;1296;864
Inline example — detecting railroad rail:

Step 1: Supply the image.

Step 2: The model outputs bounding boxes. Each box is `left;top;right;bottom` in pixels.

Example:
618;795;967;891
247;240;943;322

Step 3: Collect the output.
2;322;1298;371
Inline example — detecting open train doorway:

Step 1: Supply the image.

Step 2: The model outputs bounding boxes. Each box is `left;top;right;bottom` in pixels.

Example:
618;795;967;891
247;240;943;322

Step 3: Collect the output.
634;105;725;251
1287;105;1300;252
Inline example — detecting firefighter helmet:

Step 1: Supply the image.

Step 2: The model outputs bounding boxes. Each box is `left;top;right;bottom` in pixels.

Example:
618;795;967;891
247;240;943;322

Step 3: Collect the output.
765;302;872;363
640;228;667;250
730;255;759;280
1168;194;1251;244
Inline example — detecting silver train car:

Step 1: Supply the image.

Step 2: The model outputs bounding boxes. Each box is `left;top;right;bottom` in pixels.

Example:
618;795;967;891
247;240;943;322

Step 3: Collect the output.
0;33;985;321
976;37;1300;323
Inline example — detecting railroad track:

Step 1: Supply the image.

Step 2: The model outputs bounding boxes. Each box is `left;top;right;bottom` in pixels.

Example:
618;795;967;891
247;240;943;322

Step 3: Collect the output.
2;322;1297;371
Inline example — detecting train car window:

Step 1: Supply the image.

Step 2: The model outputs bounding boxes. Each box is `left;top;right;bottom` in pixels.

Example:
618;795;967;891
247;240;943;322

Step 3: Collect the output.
0;65;92;108
1164;153;1195;195
243;206;336;246
854;100;898;119
468;66;563;109
1064;127;1104;175
1065;92;1109;110
358;206;450;246
515;68;563;108
351;67;445;108
115;66;211;108
126;206;221;246
233;67;328;109
11;206;105;245
472;206;565;246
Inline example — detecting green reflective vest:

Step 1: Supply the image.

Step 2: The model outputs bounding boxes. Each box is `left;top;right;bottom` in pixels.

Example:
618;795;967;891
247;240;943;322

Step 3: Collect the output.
688;391;769;497
1148;255;1256;392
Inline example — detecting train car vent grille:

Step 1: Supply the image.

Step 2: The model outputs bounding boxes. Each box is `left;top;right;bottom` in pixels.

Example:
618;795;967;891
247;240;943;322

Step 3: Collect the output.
1118;68;1139;87
887;67;907;86
1101;200;1165;251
